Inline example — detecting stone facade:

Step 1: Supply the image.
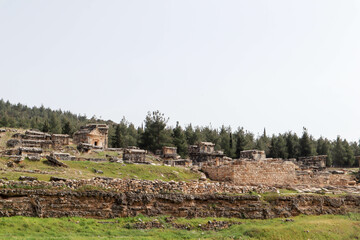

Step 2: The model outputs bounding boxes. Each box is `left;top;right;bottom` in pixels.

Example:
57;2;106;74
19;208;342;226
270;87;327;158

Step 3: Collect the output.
51;134;70;147
202;159;296;185
164;159;192;167
297;155;327;170
123;148;147;163
201;151;357;187
295;170;356;186
161;146;178;159
7;130;69;149
189;142;224;165
239;150;266;160
73;124;108;149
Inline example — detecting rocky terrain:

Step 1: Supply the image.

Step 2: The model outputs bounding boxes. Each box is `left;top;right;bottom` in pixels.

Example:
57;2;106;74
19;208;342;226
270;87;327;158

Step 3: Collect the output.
0;187;359;219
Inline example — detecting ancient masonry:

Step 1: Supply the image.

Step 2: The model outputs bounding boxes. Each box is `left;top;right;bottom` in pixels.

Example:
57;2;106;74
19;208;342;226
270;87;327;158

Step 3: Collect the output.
189;142;225;165
123;147;147;163
4;130;70;161
160;146;179;160
201;150;357;187
7;130;69;149
73;124;109;149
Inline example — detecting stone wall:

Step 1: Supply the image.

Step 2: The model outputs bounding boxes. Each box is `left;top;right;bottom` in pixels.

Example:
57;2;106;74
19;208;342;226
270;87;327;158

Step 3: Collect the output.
202;159;296;186
297;155;327;170
202;159;358;187
239;150;266;160
0;178;276;195
295;170;356;186
123;149;147;163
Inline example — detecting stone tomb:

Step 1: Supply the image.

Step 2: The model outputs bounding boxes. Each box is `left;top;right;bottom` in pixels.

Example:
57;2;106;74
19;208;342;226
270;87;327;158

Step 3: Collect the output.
73;124;109;149
123;148;147;163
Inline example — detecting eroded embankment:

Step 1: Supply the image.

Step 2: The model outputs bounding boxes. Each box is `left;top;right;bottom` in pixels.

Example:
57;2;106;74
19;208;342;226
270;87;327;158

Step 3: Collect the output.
0;188;359;219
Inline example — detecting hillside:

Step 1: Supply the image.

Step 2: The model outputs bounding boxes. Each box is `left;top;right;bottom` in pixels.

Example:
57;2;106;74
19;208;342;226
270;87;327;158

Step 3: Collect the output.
1;99;360;167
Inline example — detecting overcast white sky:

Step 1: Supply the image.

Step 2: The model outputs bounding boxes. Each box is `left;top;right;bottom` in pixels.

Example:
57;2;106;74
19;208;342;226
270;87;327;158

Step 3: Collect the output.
0;0;359;141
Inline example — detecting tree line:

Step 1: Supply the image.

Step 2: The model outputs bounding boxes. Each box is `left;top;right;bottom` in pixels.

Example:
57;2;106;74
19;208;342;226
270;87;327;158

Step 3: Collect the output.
1;100;359;167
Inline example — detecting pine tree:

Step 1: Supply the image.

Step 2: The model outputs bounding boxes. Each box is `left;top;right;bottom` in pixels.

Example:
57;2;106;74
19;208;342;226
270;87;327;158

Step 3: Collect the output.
172;122;188;158
317;137;332;166
112;124;122;148
285;132;300;159
255;129;270;154
235;128;247;158
62;121;72;135
343;140;355;167
332;136;345;167
300;128;313;157
269;134;288;159
219;125;231;157
49;112;61;133
42;120;50;133
140;111;170;152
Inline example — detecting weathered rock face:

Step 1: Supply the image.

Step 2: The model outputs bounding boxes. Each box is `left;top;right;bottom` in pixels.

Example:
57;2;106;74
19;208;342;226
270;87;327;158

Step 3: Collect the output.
0;189;359;219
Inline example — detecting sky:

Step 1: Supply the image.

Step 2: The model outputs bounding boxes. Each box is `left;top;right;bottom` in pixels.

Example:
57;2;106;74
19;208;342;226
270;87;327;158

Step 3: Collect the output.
0;0;359;141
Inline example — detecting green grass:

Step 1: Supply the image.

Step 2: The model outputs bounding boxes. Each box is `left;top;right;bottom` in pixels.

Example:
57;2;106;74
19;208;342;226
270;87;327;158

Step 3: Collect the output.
0;214;359;239
0;157;201;182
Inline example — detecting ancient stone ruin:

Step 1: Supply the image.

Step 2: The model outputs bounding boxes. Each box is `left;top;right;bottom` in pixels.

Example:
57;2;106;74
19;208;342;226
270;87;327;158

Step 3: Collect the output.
239;150;266;161
201;150;357;187
7;130;69;149
123;148;147;164
50;152;75;161
297;155;327;170
164;159;192;167
160;146;179;160
73;124;109;149
189;142;224;165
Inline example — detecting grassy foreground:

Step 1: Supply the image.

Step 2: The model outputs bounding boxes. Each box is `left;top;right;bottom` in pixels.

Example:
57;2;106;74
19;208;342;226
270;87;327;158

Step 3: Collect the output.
0;214;359;240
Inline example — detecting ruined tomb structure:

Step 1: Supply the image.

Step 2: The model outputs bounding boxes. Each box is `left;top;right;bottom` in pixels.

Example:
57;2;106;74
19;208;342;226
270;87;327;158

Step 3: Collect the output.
6;130;69;149
164;159;192;167
189;142;224;165
73;124;109;149
297;155;327;170
123;148;147;163
239;150;266;160
161;146;178;160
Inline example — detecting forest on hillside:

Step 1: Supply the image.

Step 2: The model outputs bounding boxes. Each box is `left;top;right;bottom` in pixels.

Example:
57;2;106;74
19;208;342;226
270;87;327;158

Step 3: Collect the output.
0;99;359;167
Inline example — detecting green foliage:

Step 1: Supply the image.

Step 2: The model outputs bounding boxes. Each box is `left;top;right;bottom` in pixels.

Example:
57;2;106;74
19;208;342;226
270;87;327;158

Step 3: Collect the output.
49;112;61;133
42;120;49;133
219;125;235;158
300;128;314;157
0;99;108;134
172;122;188;158
268;134;288;159
0;214;359;239
235;127;247;158
140;111;172;152
317;137;332;166
62;120;72;135
0;157;201;182
256;128;270;155
184;124;201;145
0;99;359;167
112;124;123;148
285;132;300;159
